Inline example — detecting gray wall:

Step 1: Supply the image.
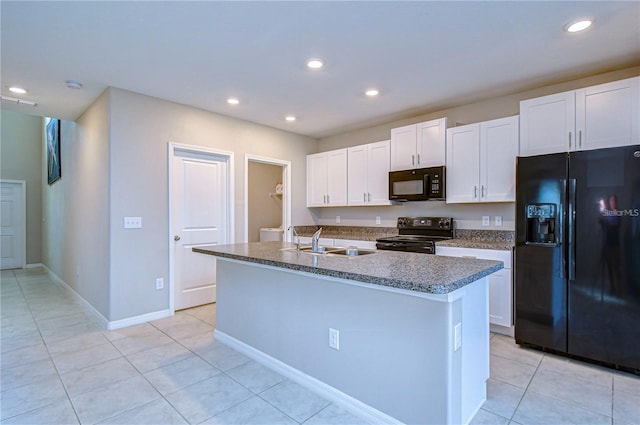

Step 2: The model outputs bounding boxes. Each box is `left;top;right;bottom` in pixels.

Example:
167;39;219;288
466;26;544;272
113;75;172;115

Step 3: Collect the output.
248;161;283;242
314;67;640;230
106;88;316;321
42;92;111;318
0;110;43;264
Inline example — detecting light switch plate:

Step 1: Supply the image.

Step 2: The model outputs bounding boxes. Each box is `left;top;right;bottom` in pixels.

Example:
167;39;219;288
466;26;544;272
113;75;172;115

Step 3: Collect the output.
124;217;142;229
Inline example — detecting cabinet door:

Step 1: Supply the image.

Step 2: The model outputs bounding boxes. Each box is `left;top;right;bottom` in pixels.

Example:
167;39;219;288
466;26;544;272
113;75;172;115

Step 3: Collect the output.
446;124;480;203
347;145;368;206
489;269;512;327
416;118;447;167
326;149;348;206
576;77;640;151
307;153;328;207
480;116;518;202
390;124;417;171
520;91;575;156
367;140;391;205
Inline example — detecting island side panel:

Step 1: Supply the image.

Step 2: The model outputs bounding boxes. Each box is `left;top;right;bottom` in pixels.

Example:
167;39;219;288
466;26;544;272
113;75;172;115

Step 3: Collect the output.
216;259;484;424
460;276;490;423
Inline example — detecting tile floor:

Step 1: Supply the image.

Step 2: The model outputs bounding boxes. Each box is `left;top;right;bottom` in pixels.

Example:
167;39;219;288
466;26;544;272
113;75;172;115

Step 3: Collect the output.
1;268;639;425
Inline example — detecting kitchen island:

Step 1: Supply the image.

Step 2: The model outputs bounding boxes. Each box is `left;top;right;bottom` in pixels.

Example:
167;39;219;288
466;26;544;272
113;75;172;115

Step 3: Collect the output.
194;241;503;425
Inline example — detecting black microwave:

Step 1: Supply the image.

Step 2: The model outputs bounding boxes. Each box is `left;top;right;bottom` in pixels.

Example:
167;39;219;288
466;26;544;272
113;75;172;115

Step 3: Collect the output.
389;166;446;201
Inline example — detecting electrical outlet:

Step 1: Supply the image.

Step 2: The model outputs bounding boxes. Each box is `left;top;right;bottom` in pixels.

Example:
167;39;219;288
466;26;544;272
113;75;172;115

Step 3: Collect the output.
454;323;462;351
124;216;142;229
336;216;341;224
155;278;164;290
494;216;503;226
375;216;381;225
329;328;340;350
482;216;490;226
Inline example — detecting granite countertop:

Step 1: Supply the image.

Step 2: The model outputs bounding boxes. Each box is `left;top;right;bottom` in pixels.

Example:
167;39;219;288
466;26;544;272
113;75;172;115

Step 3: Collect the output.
435;239;515;251
193;241;503;295
437;229;515;251
294;225;515;251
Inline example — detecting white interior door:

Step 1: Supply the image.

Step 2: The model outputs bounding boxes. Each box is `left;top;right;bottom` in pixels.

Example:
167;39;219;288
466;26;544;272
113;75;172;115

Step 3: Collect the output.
0;181;25;270
171;148;230;310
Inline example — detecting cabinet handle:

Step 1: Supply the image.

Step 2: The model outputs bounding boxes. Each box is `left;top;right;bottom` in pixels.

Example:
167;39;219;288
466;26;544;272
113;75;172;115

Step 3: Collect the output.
327;195;330;204
569;132;572;149
412;154;415;166
579;130;582;148
323;195;327;204
368;193;371;202
364;193;367;202
474;185;478;199
416;154;420;165
481;185;486;198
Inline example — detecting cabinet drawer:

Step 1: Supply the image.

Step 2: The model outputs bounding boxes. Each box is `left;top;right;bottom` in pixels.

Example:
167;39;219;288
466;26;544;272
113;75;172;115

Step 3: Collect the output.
436;246;511;268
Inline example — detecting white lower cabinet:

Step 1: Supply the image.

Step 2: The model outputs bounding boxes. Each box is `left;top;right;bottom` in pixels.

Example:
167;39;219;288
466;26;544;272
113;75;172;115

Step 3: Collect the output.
436;246;513;334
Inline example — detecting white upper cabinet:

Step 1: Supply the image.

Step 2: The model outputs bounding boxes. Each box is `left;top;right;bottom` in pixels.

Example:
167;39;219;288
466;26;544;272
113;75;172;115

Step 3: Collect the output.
446;116;519;203
390;117;447;170
576;77;640;151
520;76;639;156
481;117;519;202
306;149;347;207
519;91;575;156
446;123;480;203
347;140;391;206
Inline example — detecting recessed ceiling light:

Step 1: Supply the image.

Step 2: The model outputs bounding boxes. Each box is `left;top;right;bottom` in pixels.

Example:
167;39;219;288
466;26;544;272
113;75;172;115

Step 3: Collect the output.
9;86;27;94
65;80;83;89
566;19;593;33
365;89;379;97
285;115;296;122
306;58;324;69
227;97;240;105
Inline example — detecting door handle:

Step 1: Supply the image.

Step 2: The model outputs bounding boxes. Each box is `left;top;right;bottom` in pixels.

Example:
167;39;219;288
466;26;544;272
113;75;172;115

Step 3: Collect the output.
174;235;181;241
579;130;582;148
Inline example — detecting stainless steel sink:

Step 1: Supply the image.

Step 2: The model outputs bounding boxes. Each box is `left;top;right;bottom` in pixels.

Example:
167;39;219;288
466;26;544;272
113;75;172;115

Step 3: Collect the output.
280;246;376;257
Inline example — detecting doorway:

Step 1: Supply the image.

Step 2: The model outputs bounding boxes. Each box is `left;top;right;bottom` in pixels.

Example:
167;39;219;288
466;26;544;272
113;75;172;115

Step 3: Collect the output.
0;180;26;270
245;155;291;243
168;143;234;311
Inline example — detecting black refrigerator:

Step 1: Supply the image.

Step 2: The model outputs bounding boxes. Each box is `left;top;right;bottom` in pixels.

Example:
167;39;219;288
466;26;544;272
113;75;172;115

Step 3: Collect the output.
515;145;640;372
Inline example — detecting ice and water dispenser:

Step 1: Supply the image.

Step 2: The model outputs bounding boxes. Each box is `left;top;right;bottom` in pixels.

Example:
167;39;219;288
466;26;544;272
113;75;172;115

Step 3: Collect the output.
525;204;557;245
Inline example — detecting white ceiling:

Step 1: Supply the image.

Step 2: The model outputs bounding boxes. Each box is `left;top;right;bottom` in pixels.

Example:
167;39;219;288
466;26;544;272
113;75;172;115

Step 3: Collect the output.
1;1;639;139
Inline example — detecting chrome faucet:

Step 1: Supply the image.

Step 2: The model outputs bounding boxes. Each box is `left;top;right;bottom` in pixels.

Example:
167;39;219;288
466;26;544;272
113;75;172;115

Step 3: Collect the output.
288;225;301;253
311;227;323;252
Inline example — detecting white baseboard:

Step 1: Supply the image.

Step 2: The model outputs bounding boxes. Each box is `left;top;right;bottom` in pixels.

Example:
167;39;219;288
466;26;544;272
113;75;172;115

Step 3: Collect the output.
107;309;172;330
25;262;44;269
214;330;402;425
41;264;172;331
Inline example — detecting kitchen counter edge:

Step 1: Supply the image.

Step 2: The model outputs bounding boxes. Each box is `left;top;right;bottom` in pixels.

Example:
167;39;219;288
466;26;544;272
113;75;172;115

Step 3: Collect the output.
193;242;503;295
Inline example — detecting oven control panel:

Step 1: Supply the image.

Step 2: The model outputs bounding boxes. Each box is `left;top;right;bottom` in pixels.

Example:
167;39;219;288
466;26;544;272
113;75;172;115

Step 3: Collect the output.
397;217;452;230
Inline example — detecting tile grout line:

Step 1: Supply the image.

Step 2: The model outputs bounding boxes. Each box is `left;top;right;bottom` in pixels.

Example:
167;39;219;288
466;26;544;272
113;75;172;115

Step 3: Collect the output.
11;269;83;425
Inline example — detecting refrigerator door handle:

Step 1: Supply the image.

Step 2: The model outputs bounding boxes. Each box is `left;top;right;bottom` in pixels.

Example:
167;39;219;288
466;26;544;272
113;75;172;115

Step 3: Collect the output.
567;178;577;281
560;180;567;279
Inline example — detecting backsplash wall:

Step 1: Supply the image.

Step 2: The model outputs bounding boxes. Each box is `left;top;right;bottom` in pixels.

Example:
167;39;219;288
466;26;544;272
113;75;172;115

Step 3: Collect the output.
311;202;515;231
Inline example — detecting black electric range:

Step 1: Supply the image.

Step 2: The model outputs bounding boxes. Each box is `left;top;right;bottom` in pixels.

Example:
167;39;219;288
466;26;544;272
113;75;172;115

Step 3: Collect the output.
376;217;454;254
